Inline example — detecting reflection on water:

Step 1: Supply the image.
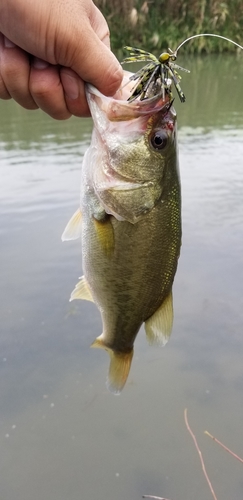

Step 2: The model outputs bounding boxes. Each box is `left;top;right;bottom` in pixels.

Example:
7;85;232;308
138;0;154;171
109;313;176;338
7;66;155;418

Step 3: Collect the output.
0;55;243;500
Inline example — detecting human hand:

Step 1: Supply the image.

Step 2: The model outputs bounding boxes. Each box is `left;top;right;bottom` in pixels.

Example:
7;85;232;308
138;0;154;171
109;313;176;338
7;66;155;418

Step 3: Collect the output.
0;0;123;119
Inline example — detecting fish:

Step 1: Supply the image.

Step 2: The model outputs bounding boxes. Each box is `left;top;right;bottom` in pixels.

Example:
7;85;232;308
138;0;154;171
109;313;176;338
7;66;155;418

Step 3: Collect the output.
62;71;181;394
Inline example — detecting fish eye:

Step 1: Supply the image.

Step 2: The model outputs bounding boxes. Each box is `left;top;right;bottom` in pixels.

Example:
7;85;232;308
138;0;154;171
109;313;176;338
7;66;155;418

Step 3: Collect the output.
150;130;168;151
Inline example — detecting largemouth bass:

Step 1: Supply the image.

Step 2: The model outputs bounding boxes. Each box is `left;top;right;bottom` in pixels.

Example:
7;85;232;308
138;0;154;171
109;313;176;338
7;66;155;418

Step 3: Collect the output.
62;72;181;394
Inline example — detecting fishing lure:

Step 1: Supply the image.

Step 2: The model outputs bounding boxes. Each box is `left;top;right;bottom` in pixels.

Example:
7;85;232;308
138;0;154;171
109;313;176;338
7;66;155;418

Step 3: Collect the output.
122;33;243;103
123;46;189;103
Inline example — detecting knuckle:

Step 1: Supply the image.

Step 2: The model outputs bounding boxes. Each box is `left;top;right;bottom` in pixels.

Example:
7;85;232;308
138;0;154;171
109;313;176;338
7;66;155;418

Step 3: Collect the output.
30;76;71;120
29;66;62;102
23;101;39;111
0;73;11;99
2;64;18;83
29;77;53;100
48;108;71;120
66;102;90;118
0;86;11;100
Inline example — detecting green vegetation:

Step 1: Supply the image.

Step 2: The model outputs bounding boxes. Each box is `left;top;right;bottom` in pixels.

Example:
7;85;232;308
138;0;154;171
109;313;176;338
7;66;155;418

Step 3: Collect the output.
94;0;243;57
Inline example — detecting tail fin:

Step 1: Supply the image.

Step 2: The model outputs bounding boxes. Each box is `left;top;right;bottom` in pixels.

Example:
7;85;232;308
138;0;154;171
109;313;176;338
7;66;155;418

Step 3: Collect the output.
107;350;133;395
91;336;133;395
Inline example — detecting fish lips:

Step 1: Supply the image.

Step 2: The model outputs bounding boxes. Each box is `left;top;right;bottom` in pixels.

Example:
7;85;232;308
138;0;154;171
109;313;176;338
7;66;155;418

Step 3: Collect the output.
86;71;173;123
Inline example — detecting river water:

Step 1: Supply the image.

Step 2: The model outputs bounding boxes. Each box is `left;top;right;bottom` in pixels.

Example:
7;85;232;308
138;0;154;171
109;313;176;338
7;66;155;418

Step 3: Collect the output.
0;55;243;500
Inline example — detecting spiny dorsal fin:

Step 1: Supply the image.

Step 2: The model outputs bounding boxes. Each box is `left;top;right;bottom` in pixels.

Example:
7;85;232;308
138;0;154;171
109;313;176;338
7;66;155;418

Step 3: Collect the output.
145;290;173;346
91;335;133;395
93;217;114;257
62;208;82;241
70;276;94;302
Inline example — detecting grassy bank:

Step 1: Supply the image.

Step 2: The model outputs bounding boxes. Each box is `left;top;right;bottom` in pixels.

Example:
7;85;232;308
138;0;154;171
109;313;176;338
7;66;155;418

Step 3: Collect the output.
94;0;243;56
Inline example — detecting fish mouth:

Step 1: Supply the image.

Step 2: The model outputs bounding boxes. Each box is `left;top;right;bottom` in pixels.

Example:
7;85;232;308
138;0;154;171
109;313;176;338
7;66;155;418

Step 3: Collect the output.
86;71;171;122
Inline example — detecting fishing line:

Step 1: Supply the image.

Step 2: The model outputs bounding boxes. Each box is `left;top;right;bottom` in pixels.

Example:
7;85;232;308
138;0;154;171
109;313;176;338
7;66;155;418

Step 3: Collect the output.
174;33;243;55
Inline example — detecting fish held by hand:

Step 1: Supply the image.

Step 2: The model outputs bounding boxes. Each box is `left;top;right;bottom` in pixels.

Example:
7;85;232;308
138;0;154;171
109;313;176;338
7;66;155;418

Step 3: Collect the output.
62;71;181;394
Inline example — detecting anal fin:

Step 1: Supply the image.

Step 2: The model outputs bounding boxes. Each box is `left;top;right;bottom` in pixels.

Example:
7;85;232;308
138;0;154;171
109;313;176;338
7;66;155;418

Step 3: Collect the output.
145;290;173;346
70;275;94;302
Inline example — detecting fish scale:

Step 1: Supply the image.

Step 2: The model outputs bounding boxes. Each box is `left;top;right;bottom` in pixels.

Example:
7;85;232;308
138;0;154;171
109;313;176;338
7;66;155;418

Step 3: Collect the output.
62;72;181;394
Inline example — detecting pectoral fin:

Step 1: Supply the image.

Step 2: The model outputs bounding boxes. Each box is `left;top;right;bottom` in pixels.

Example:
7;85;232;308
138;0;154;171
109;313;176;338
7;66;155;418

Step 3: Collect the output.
62;209;82;241
145;291;173;346
93;217;115;257
97;182;162;224
70;276;94;302
91;335;133;395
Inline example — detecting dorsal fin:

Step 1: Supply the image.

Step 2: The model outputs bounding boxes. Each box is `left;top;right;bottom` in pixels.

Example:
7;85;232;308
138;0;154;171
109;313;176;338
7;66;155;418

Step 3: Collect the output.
70;276;94;302
62;208;82;241
145;290;173;346
91;335;133;395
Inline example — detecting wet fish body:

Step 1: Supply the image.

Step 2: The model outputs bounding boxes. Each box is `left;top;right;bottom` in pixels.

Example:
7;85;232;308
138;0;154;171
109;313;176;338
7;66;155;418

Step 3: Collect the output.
63;73;181;394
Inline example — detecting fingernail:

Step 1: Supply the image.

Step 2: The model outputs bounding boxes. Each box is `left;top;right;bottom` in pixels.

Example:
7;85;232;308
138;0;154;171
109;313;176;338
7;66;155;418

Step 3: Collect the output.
32;57;49;69
4;36;16;48
61;73;79;100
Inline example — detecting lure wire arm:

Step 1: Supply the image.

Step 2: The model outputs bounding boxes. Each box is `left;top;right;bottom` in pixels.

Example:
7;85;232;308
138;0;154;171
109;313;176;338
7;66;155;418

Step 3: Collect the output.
122;33;243;103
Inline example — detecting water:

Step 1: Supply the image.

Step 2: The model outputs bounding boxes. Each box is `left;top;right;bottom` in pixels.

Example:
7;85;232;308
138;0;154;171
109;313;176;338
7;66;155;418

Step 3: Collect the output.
0;54;243;500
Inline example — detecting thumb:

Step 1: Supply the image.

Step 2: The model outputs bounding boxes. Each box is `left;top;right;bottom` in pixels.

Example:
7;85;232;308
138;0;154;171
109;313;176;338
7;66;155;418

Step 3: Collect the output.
59;3;123;97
